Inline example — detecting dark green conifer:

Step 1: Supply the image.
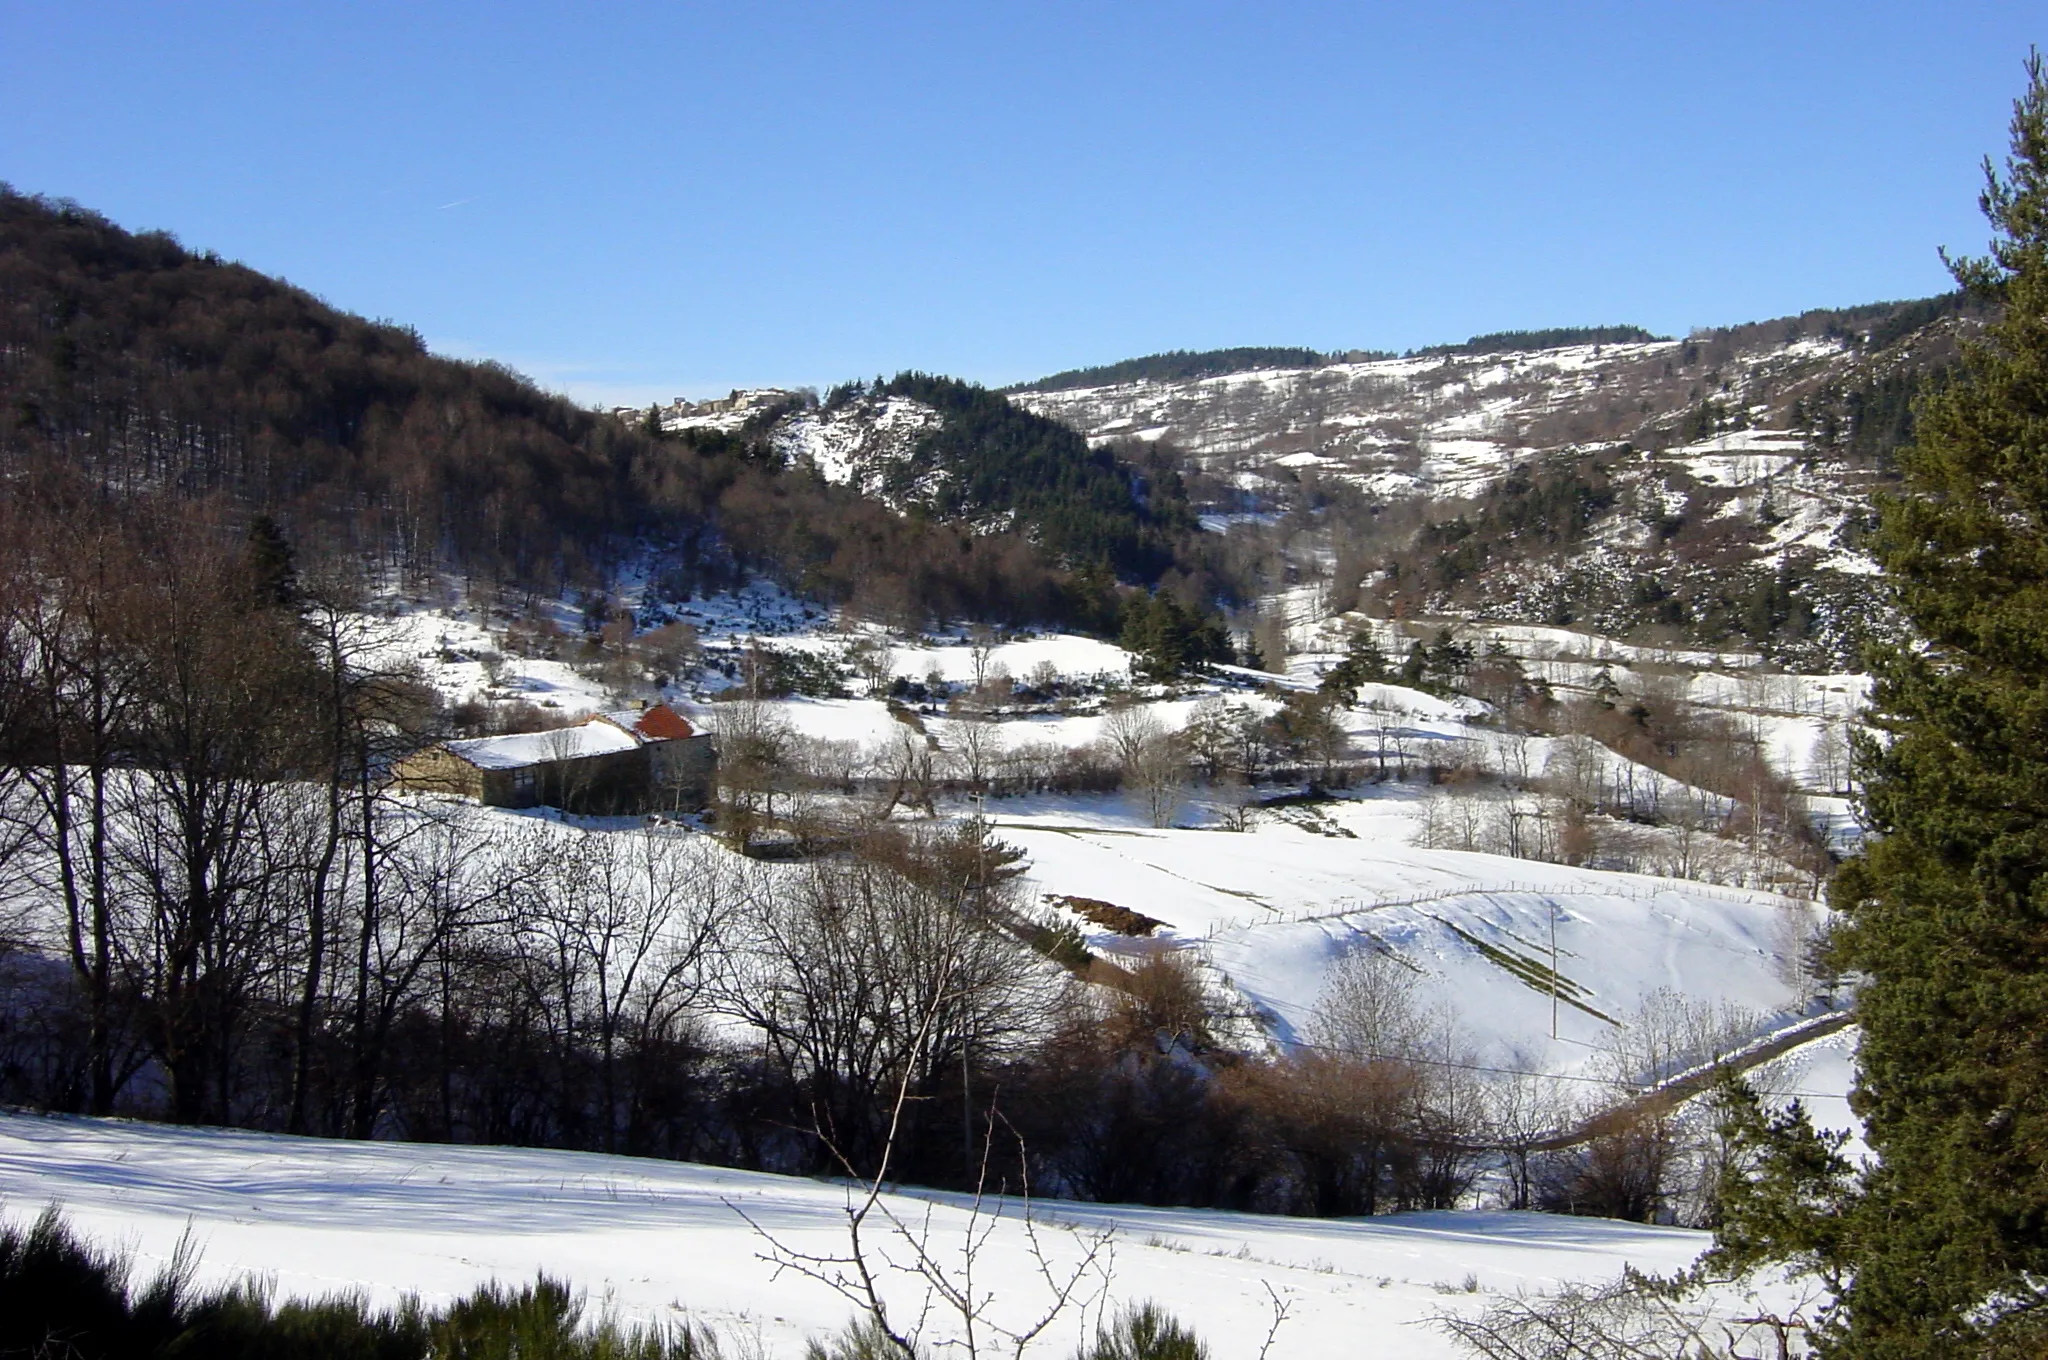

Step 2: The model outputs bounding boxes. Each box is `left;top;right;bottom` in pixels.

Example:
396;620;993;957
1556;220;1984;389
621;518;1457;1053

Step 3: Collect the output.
1801;53;2048;1357
1319;627;1389;705
243;513;298;610
1400;640;1428;690
1120;592;1229;681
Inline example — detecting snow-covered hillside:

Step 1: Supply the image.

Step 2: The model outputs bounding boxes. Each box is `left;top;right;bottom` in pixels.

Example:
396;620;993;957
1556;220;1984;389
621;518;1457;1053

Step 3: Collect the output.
1009;337;1895;539
772;395;942;503
998;318;1972;669
1016;343;1692;502
1006;812;1827;1076
350;571;1850;1088
0;1112;1729;1358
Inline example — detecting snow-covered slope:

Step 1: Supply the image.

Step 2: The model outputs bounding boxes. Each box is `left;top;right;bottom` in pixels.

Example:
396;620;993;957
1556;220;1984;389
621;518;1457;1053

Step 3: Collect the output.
1003;809;1826;1077
1007;318;1971;669
1741;1023;1865;1158
0;1112;1717;1358
772;396;943;503
1016;344;1689;502
333;556;1855;1094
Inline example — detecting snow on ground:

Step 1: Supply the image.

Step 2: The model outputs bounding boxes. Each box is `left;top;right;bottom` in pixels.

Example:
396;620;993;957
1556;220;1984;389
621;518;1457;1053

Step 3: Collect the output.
675;694;907;748
1198;510;1284;533
662;579;833;639
352;581;1849;1077
1743;1024;1866;1160
365;577;1865;787
0;1112;1716;1359
0;570;1868;1354
1314;615;1867;797
1000;812;1825;1076
772;397;942;500
658;390;800;436
1346;618;1765;673
873;634;1135;687
1663;435;1807;489
368;608;617;716
1012;342;1683;501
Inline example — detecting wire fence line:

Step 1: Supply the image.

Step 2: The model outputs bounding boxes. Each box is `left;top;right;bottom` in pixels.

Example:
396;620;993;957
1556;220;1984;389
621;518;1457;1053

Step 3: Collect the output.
1248;878;1804;930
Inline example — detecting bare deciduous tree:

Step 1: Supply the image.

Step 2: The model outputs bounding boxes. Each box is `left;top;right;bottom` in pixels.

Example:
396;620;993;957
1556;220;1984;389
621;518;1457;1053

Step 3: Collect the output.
1100;704;1185;827
849;633;899;698
1098;703;1163;773
514;826;735;1151
945;708;1000;796
1486;1071;1569;1211
1810;721;1851;796
712;853;1054;1176
1310;945;1425;1061
708;691;797;835
735;975;1115;1360
1437;1274;1818;1360
876;722;940;819
967;623;999;693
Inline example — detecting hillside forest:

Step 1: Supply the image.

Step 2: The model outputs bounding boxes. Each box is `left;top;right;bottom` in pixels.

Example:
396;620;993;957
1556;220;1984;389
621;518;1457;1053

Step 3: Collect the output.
0;188;1218;639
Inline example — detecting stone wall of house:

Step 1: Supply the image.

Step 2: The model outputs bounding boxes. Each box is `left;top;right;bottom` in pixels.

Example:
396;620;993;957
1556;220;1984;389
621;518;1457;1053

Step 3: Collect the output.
538;746;655;816
389;747;486;801
651;735;717;812
391;735;717;815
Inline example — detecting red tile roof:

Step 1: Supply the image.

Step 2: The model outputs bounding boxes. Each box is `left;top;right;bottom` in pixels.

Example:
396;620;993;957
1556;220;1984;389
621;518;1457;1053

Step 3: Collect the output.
630;703;696;740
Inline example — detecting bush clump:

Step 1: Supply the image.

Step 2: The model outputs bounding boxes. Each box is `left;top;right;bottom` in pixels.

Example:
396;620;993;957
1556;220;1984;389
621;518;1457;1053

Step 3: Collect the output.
0;1208;716;1360
1075;1303;1210;1360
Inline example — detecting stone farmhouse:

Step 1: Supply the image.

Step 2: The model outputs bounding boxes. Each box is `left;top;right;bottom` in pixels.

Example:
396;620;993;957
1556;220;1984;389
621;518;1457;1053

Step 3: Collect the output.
390;704;714;815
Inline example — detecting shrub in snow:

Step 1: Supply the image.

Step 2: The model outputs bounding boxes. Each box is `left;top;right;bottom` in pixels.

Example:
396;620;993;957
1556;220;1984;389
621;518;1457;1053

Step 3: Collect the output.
1075;1303;1210;1360
0;1207;724;1360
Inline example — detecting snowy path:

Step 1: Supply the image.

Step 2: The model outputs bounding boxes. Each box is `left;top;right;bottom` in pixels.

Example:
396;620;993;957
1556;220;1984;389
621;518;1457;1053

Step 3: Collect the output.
0;1113;1712;1358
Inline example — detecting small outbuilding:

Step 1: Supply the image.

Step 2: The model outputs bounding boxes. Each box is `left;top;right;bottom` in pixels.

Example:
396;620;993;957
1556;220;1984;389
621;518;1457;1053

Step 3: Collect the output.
391;703;715;815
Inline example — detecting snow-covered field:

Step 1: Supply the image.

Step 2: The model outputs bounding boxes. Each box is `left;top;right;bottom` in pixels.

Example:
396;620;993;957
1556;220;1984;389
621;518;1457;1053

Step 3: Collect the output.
0;1112;1717;1358
1743;1023;1866;1157
1002;807;1826;1073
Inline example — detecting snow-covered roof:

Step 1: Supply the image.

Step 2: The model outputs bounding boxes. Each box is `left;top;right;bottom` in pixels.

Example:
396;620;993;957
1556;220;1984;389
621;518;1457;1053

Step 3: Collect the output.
443;723;642;771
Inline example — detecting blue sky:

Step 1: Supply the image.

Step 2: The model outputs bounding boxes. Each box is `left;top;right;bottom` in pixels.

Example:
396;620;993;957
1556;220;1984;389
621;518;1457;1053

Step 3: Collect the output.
2;3;2037;405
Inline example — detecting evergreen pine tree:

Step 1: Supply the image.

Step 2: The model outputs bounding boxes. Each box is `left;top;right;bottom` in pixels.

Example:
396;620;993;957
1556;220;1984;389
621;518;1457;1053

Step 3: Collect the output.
1319;627;1390;705
1119;593;1167;678
1345;626;1389;681
1400;640;1428;690
1819;53;2048;1357
1120;592;1227;680
243;514;299;610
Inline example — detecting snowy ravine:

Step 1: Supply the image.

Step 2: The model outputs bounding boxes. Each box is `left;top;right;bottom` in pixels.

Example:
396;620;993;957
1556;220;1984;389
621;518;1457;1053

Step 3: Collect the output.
0;1112;1714;1358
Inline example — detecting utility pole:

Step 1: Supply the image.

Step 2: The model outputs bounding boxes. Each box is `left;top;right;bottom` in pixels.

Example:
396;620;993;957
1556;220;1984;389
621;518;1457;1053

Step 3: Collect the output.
1549;900;1560;1041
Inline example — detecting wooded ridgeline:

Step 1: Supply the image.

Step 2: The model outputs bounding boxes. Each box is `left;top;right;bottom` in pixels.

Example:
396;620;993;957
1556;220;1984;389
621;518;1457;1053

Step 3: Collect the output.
0;190;1228;634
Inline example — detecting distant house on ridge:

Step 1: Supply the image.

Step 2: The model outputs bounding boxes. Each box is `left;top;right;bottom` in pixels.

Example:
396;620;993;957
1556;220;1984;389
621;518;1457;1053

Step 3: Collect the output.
390;703;715;815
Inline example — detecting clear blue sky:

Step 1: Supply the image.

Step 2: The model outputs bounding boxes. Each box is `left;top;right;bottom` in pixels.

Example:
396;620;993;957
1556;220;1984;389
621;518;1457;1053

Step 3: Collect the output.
1;3;2037;405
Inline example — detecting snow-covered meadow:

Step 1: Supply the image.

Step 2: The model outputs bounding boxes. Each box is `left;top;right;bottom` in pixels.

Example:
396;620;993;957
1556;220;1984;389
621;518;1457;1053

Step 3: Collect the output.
1005;813;1830;1078
0;1111;1721;1359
